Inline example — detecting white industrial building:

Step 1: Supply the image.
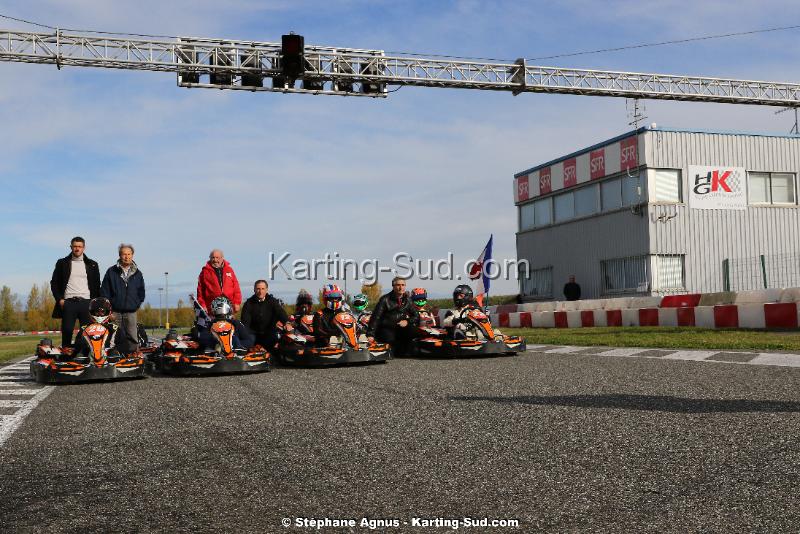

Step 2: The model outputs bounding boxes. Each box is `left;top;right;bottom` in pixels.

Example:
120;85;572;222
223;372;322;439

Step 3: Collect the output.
514;126;800;301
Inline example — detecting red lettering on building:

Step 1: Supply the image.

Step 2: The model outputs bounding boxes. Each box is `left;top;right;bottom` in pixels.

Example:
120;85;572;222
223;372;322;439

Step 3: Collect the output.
517;175;529;201
590;149;605;180
539;167;552;194
620;137;638;170
563;158;577;187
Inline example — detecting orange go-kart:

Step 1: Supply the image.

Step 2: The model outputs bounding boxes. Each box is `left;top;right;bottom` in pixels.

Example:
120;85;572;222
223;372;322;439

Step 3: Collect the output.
278;311;391;366
412;307;526;357
30;323;146;384
149;319;270;375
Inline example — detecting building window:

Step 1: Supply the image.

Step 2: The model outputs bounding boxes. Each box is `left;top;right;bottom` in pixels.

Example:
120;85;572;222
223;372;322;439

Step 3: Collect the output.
521;266;553;298
653;169;682;203
519;203;535;231
601;255;649;294
601;178;622;211
533;197;551;227
553;192;574;222
622;171;646;206
575;184;599;217
749;172;796;205
652;254;685;291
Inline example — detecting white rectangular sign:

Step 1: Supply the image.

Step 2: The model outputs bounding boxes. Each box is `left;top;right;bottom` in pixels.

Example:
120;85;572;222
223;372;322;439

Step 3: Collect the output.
688;165;747;210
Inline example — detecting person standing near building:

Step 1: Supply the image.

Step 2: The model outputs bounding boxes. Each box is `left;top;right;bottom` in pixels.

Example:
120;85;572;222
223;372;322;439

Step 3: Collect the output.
101;243;146;353
196;249;242;313
50;236;101;347
241;280;290;348
563;275;582;301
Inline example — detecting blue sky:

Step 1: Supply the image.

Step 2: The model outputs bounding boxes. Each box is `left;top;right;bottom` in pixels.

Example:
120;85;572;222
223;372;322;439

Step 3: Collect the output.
1;0;799;305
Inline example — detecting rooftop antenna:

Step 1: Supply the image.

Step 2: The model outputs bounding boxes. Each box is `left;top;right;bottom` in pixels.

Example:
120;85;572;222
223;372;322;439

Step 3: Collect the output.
627;98;647;129
775;106;799;134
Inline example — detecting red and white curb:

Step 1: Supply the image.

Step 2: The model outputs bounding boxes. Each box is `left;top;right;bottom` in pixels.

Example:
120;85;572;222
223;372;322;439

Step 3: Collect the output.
0;357;53;447
526;345;800;367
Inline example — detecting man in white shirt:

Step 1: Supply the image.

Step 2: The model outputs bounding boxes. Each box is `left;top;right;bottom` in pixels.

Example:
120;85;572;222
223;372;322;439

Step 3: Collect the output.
50;237;101;347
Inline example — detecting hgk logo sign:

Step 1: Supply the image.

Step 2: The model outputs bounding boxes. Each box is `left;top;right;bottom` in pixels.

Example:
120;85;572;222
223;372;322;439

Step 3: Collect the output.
563;158;577;187
688;165;746;211
539;167;552;194
620;137;637;170
590;149;605;180
693;170;735;194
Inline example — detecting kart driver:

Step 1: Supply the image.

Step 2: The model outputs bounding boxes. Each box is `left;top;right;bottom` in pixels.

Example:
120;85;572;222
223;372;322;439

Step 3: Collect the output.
442;284;479;339
351;293;371;333
289;290;315;334
72;297;121;357
312;284;345;347
409;288;437;329
197;296;255;350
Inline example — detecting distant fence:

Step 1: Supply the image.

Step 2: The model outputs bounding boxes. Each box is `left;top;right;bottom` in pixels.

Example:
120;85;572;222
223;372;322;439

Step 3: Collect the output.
723;252;800;292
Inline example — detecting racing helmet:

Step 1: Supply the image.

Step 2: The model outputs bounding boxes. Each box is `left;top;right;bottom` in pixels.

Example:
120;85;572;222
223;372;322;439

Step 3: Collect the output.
210;296;233;320
88;297;112;324
322;284;343;311
453;284;473;308
411;288;428;311
295;290;314;315
352;293;368;312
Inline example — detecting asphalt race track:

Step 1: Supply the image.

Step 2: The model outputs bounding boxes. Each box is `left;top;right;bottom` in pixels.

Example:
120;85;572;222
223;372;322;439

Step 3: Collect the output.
1;349;799;533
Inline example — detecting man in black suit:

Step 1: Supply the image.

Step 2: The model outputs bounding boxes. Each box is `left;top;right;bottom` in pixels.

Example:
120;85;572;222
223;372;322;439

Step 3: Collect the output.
50;236;101;347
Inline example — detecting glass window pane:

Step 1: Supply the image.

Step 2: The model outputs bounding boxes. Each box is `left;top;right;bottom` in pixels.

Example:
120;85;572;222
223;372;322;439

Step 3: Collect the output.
771;173;795;204
574;185;599;217
553;192;574;222
520;203;535;230
749;172;770;203
654;255;685;290
622;172;645;206
602;259;625;293
624;256;648;291
533;198;551;227
654;169;682;202
522;267;552;298
601;178;622;211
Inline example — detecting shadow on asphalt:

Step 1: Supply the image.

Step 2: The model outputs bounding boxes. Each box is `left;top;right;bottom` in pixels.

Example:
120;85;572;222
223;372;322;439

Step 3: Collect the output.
449;394;800;413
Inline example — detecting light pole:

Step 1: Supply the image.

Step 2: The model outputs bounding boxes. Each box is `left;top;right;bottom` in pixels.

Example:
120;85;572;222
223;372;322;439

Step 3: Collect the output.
164;272;169;329
158;287;164;328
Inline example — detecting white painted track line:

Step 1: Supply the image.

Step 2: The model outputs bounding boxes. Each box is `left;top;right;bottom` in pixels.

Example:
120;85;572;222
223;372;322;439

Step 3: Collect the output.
527;345;800;368
749;353;800;367
0;385;54;446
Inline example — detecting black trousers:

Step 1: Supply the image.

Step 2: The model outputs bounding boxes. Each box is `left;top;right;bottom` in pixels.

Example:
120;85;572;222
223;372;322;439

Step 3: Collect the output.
61;298;91;347
376;324;412;355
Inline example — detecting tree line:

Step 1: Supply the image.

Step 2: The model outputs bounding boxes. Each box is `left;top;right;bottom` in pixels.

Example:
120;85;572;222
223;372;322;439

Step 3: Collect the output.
0;283;204;331
0;282;387;332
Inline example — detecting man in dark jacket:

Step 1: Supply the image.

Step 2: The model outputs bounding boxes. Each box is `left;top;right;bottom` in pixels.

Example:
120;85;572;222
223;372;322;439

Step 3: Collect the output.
240;280;289;348
101;243;146;353
563;275;582;301
50;236;101;347
367;277;413;353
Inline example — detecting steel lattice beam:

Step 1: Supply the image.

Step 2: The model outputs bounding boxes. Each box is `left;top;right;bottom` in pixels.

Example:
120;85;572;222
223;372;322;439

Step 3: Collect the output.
1;28;799;105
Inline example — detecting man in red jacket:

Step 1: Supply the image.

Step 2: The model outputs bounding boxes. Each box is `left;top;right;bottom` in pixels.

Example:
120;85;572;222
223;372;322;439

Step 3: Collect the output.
196;249;243;313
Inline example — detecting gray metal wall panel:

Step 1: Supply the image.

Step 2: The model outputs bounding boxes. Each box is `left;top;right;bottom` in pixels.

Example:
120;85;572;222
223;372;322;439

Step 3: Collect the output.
516;209;650;300
646;130;800;293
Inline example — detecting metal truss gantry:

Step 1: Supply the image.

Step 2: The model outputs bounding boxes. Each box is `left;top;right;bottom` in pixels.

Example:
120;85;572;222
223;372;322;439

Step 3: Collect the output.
1;28;799;106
